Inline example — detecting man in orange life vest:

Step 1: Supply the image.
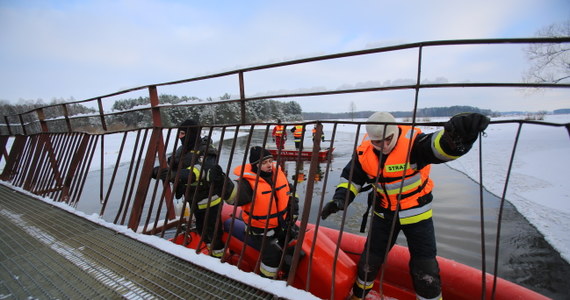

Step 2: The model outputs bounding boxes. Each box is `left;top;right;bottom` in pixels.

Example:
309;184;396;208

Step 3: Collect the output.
290;124;305;150
272;119;287;150
232;146;299;278
321;112;490;300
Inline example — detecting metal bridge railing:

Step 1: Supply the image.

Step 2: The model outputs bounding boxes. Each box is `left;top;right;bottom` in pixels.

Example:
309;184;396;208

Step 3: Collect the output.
1;38;569;299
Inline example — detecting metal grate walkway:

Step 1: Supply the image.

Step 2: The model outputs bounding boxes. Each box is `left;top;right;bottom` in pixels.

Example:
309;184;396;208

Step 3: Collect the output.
0;184;277;299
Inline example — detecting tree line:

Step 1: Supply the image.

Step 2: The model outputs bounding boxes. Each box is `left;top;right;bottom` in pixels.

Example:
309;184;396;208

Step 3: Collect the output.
110;93;303;128
0;95;304;133
303;106;497;120
0;98;96;133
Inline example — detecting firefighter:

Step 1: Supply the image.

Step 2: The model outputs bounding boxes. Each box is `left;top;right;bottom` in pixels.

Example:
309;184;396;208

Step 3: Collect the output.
290;124;305;150
312;124;325;142
152;119;234;258
272;119;287;150
321;112;490;299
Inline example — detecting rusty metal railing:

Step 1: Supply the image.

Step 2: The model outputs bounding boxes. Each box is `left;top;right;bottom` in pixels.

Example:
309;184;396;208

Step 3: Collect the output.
1;38;569;299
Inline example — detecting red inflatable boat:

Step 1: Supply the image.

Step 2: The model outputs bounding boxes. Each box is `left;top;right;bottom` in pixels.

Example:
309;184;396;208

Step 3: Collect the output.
171;205;547;300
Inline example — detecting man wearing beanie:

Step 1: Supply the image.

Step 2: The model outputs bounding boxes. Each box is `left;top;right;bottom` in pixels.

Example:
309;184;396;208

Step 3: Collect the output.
231;146;299;279
152;118;234;259
321;111;490;300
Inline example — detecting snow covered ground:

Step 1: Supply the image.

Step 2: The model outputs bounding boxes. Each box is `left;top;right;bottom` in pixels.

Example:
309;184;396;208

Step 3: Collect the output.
0;182;320;300
1;113;568;298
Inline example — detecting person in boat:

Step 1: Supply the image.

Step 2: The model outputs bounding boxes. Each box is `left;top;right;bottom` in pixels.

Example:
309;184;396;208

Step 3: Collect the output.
151;119;234;258
321;112;490;300
312;124;325;142
290;124;305;150
272;119;287;150
231;146;300;279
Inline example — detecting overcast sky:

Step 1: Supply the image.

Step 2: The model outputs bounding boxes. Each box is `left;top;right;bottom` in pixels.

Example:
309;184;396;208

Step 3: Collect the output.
1;0;569;113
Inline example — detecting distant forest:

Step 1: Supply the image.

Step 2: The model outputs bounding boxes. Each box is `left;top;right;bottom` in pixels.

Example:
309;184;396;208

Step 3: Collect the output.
302;106;498;120
0;94;304;132
2;97;567;134
108;93;303;128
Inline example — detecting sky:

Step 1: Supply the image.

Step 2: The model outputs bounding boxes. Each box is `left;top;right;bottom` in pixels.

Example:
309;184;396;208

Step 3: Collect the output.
1;0;569;113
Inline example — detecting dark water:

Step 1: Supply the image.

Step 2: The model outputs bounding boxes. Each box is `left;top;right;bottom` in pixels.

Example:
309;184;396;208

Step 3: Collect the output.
78;130;569;299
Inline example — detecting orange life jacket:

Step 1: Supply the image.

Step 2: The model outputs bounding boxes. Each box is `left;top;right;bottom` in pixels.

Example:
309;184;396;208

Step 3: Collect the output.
357;126;433;211
293;125;303;138
234;163;291;229
274;125;285;137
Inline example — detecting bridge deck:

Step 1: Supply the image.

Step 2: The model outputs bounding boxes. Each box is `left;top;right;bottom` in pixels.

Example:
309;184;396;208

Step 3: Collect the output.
0;184;276;299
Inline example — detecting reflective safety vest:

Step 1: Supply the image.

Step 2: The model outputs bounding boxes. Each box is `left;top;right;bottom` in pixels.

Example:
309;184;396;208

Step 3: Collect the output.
293;125;303;138
357;126;433;212
185;163;222;209
312;127;325;141
234;163;291;229
274;125;285;137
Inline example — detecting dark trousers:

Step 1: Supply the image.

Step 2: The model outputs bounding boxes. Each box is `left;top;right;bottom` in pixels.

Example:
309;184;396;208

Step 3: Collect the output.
354;211;441;298
293;140;302;150
192;201;224;251
248;227;284;278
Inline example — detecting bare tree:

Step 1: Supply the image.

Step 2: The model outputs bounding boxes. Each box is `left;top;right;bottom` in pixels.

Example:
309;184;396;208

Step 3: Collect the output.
523;20;570;84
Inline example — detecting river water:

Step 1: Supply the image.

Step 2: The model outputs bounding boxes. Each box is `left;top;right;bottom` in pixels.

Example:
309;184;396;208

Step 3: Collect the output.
78;130;569;299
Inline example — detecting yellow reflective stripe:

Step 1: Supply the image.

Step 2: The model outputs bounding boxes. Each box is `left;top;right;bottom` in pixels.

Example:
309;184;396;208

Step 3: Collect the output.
224;186;237;205
337;182;359;196
356;277;374;290
382;174;422;195
197;197;222;209
373;210;385;219
211;248;224;258
260;262;278;277
400;209;432;225
185;165;202;181
375;186;384;194
432;130;459;161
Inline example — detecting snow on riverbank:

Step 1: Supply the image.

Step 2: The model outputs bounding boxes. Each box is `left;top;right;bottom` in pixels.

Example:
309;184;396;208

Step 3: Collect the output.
323;114;570;263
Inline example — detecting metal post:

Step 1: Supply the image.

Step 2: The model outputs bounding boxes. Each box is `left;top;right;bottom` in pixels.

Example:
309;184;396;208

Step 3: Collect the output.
239;71;246;124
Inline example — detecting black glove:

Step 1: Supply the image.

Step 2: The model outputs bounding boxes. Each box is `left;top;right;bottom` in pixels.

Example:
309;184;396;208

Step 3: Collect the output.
158;168;174;181
445;113;490;146
151;166;161;179
150;167;172;181
321;200;340;220
175;184;186;199
206;165;225;183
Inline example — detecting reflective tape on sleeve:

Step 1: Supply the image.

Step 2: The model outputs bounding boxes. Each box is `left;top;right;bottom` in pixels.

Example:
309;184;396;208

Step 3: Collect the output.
431;130;459;161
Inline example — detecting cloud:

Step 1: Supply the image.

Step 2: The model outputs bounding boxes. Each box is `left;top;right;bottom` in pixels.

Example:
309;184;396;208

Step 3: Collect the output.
0;0;568;113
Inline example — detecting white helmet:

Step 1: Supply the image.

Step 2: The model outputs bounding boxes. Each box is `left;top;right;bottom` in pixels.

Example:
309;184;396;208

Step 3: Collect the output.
366;112;399;153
